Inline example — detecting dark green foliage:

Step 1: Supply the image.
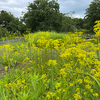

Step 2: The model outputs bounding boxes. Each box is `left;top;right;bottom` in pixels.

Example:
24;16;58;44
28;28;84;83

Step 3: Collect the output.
61;12;85;32
0;1;90;34
73;18;84;29
22;0;64;32
61;16;75;32
84;0;100;32
6;17;26;34
0;10;13;27
0;10;26;35
0;26;9;38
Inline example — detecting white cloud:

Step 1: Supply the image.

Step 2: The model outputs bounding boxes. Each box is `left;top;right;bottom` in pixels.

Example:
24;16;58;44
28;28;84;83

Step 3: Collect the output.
0;0;93;18
0;0;34;18
58;0;93;18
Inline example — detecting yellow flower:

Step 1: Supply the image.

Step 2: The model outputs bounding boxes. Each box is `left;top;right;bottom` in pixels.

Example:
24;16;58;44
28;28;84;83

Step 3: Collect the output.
41;65;44;68
23;85;27;89
76;79;83;84
56;97;60;100
93;93;99;97
57;89;61;93
22;57;30;63
90;89;93;93
93;20;100;37
8;83;11;86
43;80;46;83
59;68;67;78
62;89;65;92
22;71;25;74
55;83;61;89
22;80;25;83
5;84;8;88
17;80;21;85
27;68;31;71
31;67;33;69
47;60;57;66
85;84;91;89
26;49;29;52
46;94;50;99
74;93;81;100
47;60;52;66
20;43;25;48
29;61;33;63
49;92;56;97
70;83;73;86
46;92;56;99
83;92;86;96
41;74;46;79
76;88;80;92
4;66;8;71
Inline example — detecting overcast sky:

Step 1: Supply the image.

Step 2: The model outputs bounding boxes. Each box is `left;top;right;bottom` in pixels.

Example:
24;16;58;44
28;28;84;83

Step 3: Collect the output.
0;0;93;19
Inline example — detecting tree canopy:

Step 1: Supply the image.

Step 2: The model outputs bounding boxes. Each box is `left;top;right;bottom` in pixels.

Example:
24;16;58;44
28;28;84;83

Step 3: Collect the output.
84;0;100;32
0;10;26;34
22;0;64;32
0;0;87;35
0;10;13;27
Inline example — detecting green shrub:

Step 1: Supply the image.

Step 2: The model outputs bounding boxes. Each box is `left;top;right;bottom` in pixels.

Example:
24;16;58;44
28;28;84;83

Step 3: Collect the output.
0;26;9;38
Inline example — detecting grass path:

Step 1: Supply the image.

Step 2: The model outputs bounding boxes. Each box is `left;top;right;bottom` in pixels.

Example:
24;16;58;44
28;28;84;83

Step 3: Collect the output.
0;37;24;45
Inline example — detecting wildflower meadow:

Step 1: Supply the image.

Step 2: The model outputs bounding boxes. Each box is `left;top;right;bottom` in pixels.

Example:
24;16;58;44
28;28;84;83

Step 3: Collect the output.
0;21;100;100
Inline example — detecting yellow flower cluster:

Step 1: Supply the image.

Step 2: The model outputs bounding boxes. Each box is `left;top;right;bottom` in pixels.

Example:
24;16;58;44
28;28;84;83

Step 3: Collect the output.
22;57;30;64
93;20;100;37
46;92;56;99
74;93;81;100
0;30;100;99
4;79;27;95
55;83;61;89
41;74;46;79
47;59;57;66
4;66;8;71
59;68;67;78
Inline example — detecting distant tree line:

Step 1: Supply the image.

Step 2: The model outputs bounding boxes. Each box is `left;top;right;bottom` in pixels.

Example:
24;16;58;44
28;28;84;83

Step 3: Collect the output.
84;0;100;33
21;0;86;33
0;0;99;37
0;10;26;34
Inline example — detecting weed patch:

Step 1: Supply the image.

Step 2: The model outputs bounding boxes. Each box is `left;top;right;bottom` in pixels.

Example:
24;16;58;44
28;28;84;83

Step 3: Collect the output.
0;30;100;100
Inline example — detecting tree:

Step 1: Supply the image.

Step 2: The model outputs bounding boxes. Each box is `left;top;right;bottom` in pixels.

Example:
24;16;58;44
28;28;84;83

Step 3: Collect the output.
84;0;100;32
0;10;26;35
61;16;74;32
61;11;80;32
6;17;25;33
0;10;13;27
73;18;84;29
0;26;9;37
22;0;63;32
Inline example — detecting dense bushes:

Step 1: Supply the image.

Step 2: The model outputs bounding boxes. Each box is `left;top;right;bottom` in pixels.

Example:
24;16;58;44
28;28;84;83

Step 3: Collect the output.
0;26;9;38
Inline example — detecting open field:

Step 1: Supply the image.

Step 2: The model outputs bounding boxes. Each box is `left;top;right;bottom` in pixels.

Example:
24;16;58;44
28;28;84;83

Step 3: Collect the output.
0;31;100;100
